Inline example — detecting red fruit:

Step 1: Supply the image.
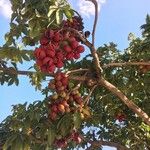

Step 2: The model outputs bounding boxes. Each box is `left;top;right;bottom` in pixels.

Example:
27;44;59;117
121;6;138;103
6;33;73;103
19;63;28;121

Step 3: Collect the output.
47;44;55;50
116;113;126;122
70;41;79;49
65;107;71;113
56;61;64;68
76;45;85;53
73;94;81;100
58;104;65;113
48;64;55;73
46;49;55;57
39;51;46;59
45;29;54;39
61;100;69;107
61;78;68;86
56;51;64;60
66;52;74;60
63;45;72;53
53;32;61;42
48;83;56;90
75;136;82;144
57;86;65;92
40;37;49;45
41;65;47;72
75;98;82;105
51;105;58;112
55;139;67;148
69;37;76;42
42;57;51;65
36;59;43;66
53;57;58;64
34;48;41;57
35;48;46;59
50;112;57;120
74;52;80;59
55;81;63;87
55;73;62;81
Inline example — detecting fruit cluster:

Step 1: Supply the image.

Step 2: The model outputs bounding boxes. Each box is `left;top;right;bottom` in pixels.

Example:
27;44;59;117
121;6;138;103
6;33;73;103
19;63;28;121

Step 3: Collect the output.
34;17;85;73
115;113;126;122
62;16;84;32
54;131;82;149
48;72;84;121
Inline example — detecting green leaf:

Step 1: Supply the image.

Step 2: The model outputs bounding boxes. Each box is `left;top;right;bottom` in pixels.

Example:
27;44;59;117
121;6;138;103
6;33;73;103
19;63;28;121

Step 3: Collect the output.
3;134;17;150
8;78;15;86
47;127;56;146
12;135;23;150
22;53;30;61
73;112;82;129
64;9;73;20
47;8;56;17
56;9;63;24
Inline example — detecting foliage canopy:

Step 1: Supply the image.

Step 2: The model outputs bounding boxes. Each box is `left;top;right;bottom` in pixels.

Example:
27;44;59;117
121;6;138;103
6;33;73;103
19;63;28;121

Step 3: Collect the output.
0;0;150;150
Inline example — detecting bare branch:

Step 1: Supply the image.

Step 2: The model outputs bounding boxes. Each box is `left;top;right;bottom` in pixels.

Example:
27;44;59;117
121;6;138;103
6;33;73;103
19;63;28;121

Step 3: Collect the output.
0;66;88;81
103;62;150;68
86;0;98;45
66;68;89;75
99;78;150;126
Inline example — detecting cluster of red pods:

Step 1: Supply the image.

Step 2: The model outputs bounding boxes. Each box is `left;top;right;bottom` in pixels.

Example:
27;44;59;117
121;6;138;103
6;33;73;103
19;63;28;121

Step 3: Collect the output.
34;16;85;148
48;72;84;148
34;16;85;73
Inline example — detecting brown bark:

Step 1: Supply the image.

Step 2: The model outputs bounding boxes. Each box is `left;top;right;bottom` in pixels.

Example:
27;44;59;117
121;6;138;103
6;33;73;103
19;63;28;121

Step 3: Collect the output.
103;62;150;68
99;78;150;126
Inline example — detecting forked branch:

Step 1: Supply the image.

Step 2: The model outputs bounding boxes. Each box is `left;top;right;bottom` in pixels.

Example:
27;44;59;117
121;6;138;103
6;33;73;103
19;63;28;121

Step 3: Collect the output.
99;78;150;126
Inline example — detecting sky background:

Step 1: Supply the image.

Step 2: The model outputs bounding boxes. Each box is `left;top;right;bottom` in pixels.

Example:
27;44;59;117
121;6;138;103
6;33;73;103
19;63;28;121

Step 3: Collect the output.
0;0;150;149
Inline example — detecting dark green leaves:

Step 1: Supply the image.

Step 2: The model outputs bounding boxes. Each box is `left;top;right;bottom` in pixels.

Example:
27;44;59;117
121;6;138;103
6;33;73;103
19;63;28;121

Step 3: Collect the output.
47;127;56;146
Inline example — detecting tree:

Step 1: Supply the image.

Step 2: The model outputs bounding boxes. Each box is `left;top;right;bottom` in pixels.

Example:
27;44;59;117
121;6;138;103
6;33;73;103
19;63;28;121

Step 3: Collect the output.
0;0;150;149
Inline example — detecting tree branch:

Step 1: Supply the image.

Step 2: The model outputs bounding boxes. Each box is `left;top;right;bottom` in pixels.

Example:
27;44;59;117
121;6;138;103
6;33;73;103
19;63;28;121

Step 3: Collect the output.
103;62;150;68
0;66;88;81
86;140;129;150
99;78;150;126
86;0;98;45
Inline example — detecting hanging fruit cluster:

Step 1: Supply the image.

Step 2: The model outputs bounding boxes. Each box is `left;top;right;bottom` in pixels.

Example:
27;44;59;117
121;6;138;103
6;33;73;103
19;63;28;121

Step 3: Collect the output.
46;71;88;148
34;16;85;73
34;16;88;148
115;113;126;122
54;130;82;149
48;72;84;121
62;16;84;31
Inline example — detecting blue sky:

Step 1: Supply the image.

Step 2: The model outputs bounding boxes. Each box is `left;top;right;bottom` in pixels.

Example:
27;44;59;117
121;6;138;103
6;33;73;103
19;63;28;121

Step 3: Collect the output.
0;0;150;149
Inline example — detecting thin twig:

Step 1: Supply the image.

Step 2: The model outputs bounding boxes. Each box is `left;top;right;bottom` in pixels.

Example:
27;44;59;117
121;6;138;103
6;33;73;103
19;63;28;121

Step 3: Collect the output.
84;85;97;105
66;68;89;75
86;0;98;45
